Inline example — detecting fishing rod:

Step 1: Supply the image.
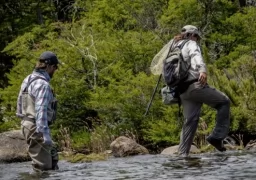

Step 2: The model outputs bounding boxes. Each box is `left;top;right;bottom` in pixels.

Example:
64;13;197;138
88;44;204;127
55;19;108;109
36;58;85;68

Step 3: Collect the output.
144;74;162;116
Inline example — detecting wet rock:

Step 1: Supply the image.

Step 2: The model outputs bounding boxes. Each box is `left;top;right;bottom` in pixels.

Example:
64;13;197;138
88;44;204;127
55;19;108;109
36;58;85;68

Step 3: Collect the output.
0;130;30;162
110;136;149;157
160;145;200;155
245;141;256;151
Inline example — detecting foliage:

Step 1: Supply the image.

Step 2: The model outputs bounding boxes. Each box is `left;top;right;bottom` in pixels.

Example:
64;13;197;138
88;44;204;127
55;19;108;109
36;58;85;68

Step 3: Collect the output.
71;129;91;150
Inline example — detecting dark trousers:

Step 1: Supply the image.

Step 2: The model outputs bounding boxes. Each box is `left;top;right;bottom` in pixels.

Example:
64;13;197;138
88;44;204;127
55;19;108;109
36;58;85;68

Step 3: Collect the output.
178;82;230;155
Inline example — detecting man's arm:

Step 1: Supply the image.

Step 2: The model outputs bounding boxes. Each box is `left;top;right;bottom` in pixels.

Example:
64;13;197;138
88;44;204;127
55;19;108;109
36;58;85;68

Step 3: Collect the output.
34;84;53;134
188;41;207;85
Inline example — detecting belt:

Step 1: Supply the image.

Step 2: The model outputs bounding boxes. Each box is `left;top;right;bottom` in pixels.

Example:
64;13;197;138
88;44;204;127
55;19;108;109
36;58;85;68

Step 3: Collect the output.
22;116;36;123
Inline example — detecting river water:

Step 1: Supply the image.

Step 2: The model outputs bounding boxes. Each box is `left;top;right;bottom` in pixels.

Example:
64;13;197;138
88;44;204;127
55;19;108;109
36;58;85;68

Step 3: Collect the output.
1;150;256;180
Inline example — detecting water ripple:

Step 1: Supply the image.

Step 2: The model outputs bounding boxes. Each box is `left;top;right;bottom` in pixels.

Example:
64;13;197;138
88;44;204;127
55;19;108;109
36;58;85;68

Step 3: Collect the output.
0;150;256;180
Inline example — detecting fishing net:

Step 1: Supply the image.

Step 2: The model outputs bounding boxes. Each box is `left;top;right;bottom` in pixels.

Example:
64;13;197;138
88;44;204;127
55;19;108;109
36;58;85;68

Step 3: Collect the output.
150;40;173;75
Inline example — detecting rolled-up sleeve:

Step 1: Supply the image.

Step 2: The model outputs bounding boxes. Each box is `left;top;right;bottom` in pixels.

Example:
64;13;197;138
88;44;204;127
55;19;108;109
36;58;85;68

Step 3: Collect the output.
187;41;207;73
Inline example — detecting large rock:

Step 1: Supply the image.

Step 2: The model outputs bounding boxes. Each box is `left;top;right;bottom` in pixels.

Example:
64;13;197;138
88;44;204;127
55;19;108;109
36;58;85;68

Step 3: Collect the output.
0;130;30;162
110;136;149;157
161;145;200;155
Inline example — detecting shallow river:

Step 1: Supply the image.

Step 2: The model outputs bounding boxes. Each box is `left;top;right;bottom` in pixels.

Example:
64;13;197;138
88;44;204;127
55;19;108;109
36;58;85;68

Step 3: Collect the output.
1;150;256;180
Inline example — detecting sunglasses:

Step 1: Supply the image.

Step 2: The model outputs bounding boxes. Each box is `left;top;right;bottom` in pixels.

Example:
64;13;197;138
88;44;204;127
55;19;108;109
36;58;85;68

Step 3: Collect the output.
53;65;58;69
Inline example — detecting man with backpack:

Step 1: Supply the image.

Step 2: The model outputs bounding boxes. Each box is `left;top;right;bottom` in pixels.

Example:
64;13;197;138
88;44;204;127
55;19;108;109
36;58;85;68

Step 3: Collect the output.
16;51;59;171
158;25;230;156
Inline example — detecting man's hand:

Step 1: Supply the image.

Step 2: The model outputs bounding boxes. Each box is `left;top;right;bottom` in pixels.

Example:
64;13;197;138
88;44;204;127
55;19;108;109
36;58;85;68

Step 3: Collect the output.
198;72;207;85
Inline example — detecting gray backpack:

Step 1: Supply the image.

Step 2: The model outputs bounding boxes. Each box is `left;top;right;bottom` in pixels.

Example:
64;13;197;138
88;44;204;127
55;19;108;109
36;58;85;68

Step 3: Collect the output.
163;40;190;88
161;40;189;105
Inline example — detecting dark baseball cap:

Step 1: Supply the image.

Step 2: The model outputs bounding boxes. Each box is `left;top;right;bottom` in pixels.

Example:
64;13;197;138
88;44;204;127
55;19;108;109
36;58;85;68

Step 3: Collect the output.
39;51;59;65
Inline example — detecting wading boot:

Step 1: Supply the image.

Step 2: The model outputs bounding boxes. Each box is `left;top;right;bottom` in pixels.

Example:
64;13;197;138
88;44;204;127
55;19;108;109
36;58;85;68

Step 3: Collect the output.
206;136;226;152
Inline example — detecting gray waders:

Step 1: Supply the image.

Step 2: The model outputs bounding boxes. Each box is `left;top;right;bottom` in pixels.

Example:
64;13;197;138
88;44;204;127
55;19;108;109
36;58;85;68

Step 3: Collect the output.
21;119;59;171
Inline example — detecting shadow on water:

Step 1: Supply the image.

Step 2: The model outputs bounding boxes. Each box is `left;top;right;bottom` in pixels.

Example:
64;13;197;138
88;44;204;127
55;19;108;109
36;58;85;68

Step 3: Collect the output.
162;153;231;170
18;171;50;180
163;156;209;169
2;150;256;180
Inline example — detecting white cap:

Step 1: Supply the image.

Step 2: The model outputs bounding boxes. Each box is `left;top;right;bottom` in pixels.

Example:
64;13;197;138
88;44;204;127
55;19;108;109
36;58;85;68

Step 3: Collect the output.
181;25;201;38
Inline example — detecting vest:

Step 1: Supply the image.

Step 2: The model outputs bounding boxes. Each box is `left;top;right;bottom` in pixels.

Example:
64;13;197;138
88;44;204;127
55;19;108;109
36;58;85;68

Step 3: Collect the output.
21;76;57;125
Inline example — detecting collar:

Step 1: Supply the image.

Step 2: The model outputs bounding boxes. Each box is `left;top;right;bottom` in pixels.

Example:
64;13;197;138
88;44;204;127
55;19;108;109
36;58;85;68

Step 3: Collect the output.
32;69;51;82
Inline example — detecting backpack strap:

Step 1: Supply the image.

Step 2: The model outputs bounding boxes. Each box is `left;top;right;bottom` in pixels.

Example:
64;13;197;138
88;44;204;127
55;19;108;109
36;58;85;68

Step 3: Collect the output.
166;39;176;57
177;39;189;49
167;39;189;57
23;75;47;92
